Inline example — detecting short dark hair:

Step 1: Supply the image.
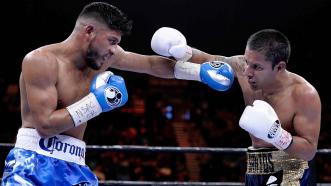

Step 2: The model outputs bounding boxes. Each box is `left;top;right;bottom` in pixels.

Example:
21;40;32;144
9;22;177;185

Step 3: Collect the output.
78;2;132;35
247;29;291;68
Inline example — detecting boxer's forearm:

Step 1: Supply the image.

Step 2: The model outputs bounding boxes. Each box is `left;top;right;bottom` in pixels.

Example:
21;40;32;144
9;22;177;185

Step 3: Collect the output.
284;136;317;161
188;48;224;64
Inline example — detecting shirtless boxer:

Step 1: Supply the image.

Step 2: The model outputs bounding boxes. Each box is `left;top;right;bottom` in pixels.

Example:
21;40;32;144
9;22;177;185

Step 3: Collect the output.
1;2;234;185
151;27;321;185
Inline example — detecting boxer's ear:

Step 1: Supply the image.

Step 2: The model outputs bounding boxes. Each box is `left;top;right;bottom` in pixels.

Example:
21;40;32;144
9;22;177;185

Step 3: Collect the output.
275;61;286;72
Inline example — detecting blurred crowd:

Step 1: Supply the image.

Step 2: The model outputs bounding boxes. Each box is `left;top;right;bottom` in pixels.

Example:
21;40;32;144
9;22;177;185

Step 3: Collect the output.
0;75;330;183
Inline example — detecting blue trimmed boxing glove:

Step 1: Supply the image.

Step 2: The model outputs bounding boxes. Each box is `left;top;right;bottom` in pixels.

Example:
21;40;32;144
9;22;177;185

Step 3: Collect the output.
174;61;234;91
91;74;128;112
67;71;128;126
200;61;234;91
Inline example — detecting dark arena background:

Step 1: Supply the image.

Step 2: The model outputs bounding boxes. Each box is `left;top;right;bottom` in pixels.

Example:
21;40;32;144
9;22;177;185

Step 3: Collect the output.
1;0;331;185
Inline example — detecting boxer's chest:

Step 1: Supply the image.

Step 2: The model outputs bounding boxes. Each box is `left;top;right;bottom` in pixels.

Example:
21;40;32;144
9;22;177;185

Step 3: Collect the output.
264;94;296;133
56;72;94;109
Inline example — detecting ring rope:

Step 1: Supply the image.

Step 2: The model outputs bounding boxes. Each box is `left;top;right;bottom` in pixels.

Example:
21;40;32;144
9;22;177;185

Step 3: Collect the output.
98;180;244;185
87;145;247;154
0;143;330;185
0;143;330;154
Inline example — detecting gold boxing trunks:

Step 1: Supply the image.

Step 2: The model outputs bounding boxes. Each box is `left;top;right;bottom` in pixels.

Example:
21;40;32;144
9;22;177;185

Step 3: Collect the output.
246;146;309;185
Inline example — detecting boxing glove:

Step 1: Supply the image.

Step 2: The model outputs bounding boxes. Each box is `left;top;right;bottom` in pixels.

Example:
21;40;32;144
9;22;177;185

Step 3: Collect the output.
174;61;234;91
151;27;192;61
67;71;128;127
239;100;293;150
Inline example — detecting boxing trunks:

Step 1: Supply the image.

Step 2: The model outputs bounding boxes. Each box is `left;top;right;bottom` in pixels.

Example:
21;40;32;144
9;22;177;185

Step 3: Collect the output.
245;146;311;186
1;128;98;186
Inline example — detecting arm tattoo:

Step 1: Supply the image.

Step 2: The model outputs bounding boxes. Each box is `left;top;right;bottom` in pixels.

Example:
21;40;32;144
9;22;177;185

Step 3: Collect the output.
214;55;228;62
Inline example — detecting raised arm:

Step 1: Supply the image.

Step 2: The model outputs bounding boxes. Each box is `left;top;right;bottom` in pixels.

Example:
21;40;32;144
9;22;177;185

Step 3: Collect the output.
150;27;246;78
108;45;176;79
21;51;74;137
239;85;321;161
110;45;234;92
191;49;247;78
22;50;129;138
287;85;321;160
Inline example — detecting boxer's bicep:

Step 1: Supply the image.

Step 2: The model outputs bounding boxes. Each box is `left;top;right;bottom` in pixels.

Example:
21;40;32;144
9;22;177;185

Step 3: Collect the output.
221;55;246;78
22;53;58;126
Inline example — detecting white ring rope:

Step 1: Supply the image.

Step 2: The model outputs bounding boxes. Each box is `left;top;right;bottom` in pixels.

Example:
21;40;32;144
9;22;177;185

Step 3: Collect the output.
0;143;330;154
0;143;330;185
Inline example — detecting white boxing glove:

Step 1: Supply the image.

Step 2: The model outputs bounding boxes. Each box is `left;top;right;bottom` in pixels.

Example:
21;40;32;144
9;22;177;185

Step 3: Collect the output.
239;100;293;150
151;27;192;61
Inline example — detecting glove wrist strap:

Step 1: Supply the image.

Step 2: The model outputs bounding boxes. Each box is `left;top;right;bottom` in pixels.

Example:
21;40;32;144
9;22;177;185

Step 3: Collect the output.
273;128;293;150
174;61;201;81
176;46;193;61
66;93;102;127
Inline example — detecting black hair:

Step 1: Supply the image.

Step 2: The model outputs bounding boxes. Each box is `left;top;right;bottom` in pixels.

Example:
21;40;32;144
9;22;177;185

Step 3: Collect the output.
78;2;132;35
247;29;291;68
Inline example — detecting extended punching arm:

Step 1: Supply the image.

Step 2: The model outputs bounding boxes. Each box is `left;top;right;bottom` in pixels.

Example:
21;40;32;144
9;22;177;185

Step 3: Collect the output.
151;27;234;91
